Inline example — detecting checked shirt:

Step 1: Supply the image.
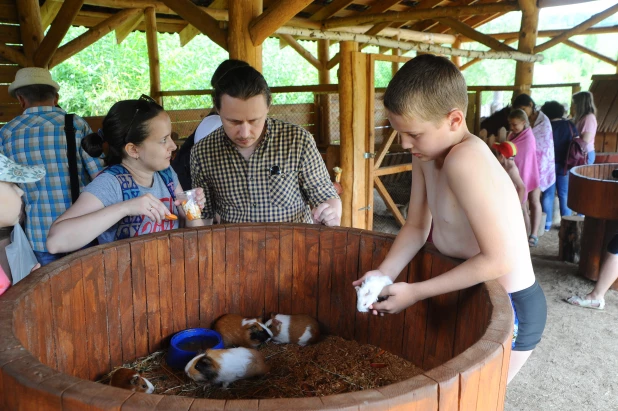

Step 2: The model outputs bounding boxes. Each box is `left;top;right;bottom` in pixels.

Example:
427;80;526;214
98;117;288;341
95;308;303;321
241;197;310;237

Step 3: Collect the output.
190;117;338;223
0;106;104;252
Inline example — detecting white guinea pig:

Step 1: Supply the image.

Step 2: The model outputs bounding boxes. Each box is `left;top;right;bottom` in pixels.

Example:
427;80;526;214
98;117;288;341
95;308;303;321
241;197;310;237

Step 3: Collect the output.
184;347;269;388
213;314;272;348
265;313;320;346
109;367;154;394
355;275;393;312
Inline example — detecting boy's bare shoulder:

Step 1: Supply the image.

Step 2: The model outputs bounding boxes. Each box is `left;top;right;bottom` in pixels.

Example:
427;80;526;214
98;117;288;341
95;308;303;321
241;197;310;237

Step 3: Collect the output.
443;135;491;171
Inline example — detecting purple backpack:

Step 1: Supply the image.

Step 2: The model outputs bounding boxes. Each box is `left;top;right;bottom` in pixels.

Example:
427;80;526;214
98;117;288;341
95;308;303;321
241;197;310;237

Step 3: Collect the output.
565;137;588;173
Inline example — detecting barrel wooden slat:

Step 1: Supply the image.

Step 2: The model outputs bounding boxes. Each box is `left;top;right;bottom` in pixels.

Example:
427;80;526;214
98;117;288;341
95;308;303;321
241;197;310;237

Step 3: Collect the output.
223;398;258;410
62;380;134;409
191;397;226;409
424;365;460;411
278;227;294;315
103;248;123;368
170;232;187;333
304;227;320;317
327;230;349;339
212;228;227;318
254;228;267;319
422;256;460;370
116;244;136;364
184;231;200;328
1;358;65;411
453;284;487;357
122;391;164;409
156;237;174;343
197;229;214;328
130;241;149;359
225;227;241;315
402;252;430;366
481;329;511;411
240;227;260;317
343;231;361;341
377;375;438;410
317;229;334;335
264;226;281;316
322;388;387;410
473;341;504;410
291;226;307;315
154;395;194;410
144;239;163;352
260;397;325;410
30;281;57;367
354;233;374;345
82;253;111;380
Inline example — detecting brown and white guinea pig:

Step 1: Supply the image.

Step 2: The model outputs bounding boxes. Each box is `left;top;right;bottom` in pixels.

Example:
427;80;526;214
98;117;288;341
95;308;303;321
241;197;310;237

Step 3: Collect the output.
109;367;154;394
265;313;320;346
184;347;269;388
213;313;272;348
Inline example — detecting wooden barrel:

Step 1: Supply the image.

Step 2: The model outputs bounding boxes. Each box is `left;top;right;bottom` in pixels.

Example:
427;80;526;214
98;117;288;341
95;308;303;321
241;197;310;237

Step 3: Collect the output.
0;224;512;410
569;164;618;288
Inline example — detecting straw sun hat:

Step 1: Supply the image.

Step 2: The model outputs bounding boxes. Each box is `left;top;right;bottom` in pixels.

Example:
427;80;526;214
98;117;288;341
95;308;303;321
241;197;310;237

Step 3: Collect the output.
8;67;60;97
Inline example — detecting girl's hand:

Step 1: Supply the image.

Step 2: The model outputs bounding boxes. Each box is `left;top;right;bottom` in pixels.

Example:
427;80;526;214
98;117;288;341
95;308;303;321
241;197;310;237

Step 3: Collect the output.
369;282;417;315
352;269;388;288
126;193;169;224
173;188;206;209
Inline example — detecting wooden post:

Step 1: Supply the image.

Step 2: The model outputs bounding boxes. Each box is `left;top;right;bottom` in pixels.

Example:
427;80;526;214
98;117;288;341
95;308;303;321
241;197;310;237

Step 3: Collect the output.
318;39;330;84
559;216;584;263
451;37;462;68
317;39;331;149
145;8;161;105
392;42;401;77
514;0;539;97
338;42;370;229
228;0;262;71
16;0;44;66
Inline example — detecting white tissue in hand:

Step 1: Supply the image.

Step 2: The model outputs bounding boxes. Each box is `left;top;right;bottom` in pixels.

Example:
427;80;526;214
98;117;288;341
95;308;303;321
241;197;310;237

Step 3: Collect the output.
355;276;393;312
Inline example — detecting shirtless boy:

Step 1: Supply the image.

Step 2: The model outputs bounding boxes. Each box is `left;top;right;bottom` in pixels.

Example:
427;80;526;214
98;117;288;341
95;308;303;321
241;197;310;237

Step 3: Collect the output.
353;55;546;383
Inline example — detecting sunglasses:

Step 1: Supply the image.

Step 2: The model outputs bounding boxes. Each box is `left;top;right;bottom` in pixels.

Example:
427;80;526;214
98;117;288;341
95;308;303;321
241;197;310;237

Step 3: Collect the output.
125;94;161;142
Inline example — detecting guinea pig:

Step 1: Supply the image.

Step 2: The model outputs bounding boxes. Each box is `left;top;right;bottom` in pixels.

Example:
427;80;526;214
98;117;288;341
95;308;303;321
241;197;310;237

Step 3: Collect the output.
109;367;154;394
184;347;269;388
265;313;320;346
213;313;272;348
355;275;393;312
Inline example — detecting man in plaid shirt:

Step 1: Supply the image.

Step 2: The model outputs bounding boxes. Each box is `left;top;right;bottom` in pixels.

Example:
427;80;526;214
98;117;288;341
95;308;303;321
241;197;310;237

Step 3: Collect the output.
190;61;341;226
0;68;104;266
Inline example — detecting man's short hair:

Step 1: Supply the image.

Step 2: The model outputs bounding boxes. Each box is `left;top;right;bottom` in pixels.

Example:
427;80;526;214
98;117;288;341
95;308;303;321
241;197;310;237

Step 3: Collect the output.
14;85;58;104
383;54;468;124
213;64;271;111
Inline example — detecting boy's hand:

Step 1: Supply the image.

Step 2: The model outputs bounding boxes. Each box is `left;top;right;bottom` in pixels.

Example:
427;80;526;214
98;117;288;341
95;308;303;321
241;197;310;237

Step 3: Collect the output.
352;269;388;287
369;282;417;315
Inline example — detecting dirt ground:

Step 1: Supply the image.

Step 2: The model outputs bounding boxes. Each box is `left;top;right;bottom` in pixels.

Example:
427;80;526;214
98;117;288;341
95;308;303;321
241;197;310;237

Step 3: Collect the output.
505;228;618;410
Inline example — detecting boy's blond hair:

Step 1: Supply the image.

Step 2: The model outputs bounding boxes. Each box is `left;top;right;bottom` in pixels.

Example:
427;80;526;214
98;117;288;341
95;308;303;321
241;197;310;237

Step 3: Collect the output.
508;108;530;126
383;54;468;124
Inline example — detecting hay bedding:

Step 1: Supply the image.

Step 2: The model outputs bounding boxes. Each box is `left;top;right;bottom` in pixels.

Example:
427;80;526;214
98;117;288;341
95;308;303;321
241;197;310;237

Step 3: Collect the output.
99;335;423;399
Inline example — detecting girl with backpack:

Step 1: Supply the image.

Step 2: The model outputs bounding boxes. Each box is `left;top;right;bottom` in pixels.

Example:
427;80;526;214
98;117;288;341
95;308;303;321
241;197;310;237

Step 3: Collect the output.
46;96;206;253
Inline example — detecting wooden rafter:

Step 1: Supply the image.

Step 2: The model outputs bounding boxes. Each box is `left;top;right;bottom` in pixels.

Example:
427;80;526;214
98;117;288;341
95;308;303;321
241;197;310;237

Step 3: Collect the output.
564;39;618;66
179;24;200;47
323;3;519;29
0;44;27;67
361;0;404;15
435;17;516;52
34;0;84;67
49;8;143;68
41;0;63;31
332;26;456;44
459;38;518;70
473;25;618;41
160;0;228;50
310;0;355;21
249;0;314;46
278;34;322;69
16;0;44;65
115;11;144;44
327;53;340;70
535;2;618;53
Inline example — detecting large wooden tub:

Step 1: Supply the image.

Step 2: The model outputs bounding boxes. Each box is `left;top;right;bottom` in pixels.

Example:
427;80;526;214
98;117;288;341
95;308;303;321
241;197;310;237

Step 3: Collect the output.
0;224;512;410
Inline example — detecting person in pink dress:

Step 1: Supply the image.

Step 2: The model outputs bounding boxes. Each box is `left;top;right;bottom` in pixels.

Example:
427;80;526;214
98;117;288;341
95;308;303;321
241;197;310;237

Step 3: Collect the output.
572;91;597;165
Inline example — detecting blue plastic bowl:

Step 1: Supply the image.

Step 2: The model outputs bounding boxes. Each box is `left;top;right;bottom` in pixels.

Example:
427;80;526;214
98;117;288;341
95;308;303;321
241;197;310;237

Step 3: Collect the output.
166;328;224;370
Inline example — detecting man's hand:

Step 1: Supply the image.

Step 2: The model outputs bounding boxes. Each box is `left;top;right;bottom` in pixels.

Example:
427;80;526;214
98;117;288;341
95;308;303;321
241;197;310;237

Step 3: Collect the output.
312;199;341;226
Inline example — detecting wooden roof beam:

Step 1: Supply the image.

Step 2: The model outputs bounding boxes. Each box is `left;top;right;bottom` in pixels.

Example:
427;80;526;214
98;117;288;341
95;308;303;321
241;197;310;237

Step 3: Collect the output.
49;8;143;68
435;17;516;52
310;0;355;21
535;2;618;53
564;39;618;66
322;3;518;29
459;38;518;70
179;24;200;47
250;0;314;46
361;0;405;15
462;25;618;41
276;27;542;62
0;44;27;67
278;34;322;70
115;11;144;44
16;0;44;66
34;0;84;68
41;0;63;31
160;0;228;50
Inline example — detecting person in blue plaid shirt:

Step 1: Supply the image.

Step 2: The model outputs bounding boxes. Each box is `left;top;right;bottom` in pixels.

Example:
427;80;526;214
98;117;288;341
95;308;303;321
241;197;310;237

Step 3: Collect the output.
190;60;341;226
0;68;104;266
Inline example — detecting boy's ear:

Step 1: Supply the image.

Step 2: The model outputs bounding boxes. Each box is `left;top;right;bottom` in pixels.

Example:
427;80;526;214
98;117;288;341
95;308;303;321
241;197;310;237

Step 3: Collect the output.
447;109;465;131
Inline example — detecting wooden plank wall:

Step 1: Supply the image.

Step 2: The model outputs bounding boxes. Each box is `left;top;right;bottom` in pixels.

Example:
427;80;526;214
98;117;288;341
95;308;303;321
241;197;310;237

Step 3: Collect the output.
2;225;510;410
0;4;23;123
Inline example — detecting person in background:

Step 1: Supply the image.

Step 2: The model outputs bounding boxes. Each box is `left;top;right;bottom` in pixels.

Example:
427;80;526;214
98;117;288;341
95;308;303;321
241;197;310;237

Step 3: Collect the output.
513;94;555;245
0;154;45;295
572;91;597;165
0;68;104;266
540;101;579;225
493;141;527;205
46;96;206;253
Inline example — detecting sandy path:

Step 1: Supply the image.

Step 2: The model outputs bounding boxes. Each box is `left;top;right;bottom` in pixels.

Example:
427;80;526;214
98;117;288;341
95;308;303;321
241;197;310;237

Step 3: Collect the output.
505;228;618;410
